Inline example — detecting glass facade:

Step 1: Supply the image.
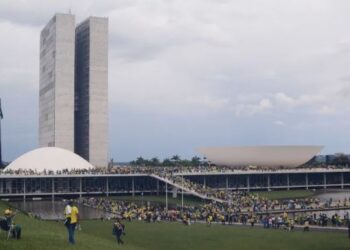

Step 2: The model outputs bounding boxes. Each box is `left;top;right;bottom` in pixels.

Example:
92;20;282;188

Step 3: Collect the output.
75;17;108;168
1;171;350;197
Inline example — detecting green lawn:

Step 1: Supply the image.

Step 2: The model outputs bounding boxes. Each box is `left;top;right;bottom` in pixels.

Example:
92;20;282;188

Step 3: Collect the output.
253;190;315;200
1;201;349;250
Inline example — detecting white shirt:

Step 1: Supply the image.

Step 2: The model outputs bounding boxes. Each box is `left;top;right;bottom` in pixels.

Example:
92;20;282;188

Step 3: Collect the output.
65;204;72;217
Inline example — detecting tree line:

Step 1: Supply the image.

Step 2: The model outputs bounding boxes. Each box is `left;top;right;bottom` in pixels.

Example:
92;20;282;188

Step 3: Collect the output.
129;155;208;167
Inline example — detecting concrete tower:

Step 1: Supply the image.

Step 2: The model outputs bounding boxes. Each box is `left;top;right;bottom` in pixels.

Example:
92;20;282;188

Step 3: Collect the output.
75;17;108;168
39;13;75;152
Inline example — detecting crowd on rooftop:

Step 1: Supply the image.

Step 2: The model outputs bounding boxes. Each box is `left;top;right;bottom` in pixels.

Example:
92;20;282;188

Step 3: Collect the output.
0;164;344;176
2;165;350;204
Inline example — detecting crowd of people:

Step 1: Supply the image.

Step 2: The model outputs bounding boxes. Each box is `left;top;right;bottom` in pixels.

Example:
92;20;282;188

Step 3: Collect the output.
2;166;350;208
156;173;225;201
0;164;344;176
78;194;350;229
0;165;346;198
2;165;350;210
151;170;350;210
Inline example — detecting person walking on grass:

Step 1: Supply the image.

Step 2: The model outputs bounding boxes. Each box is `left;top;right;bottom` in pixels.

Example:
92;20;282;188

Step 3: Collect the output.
207;215;212;226
303;220;309;232
64;200;79;244
113;219;125;245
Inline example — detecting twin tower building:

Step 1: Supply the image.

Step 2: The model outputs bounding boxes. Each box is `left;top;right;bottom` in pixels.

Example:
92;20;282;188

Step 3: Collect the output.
39;13;108;168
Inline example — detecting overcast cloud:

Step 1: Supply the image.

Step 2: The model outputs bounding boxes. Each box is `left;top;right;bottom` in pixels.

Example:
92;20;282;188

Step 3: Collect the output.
2;0;350;161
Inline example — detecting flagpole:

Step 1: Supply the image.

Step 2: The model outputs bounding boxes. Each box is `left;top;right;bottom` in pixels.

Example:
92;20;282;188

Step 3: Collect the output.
0;98;2;168
0;114;2;168
165;182;168;211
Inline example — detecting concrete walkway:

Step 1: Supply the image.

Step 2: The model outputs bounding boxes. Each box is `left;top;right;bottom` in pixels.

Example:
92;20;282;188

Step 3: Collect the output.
150;174;225;203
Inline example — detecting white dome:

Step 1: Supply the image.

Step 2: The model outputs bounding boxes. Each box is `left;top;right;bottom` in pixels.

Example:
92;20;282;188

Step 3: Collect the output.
5;147;95;171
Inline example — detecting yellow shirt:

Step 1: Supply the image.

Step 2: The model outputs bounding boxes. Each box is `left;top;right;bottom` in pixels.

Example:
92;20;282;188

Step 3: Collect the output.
70;206;79;224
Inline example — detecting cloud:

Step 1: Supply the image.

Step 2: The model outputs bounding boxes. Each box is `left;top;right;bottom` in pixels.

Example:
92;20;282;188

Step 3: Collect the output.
274;92;329;108
235;98;273;116
3;0;350;160
274;92;298;107
318;105;337;115
274;120;285;126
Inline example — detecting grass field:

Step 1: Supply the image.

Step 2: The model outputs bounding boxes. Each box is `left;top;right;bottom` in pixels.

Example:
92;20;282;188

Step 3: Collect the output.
1;202;349;250
254;190;315;200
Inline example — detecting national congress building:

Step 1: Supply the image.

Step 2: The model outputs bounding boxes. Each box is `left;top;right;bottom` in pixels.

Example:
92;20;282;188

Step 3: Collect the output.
39;13;108;168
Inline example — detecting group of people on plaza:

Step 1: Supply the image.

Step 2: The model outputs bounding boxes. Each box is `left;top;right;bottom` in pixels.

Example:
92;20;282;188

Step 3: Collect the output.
1;164;347;203
1;164;348;208
2;194;350;245
78;195;350;230
2;195;349;246
2;164;350;245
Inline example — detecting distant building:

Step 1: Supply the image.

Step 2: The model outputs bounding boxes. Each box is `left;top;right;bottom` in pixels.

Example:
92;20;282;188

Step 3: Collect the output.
39;13;75;151
75;17;108;168
197;146;323;168
39;13;108;168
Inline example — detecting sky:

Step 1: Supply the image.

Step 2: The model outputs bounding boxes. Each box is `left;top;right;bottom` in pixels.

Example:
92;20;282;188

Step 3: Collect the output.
2;0;350;162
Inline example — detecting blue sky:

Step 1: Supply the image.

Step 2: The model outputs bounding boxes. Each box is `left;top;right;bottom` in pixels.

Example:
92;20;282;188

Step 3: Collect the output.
2;0;350;162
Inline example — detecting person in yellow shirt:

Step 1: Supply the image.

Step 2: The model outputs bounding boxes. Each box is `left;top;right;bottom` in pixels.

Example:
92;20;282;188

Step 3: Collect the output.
289;219;294;231
3;207;21;239
71;205;79;224
65;201;79;244
207;215;213;226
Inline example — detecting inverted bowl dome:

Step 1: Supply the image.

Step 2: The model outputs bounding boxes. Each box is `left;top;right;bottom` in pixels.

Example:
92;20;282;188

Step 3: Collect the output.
197;145;323;168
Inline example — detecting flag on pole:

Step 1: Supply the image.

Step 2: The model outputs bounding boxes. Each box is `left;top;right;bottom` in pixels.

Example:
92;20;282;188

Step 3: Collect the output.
0;99;3;119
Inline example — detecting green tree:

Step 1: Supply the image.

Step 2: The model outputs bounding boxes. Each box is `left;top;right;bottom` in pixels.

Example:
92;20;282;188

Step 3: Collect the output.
135;156;146;166
162;158;174;167
191;156;201;166
180;159;191;166
202;157;210;167
171;155;181;166
129;160;137;165
171;155;180;162
150;157;160;166
333;153;350;166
